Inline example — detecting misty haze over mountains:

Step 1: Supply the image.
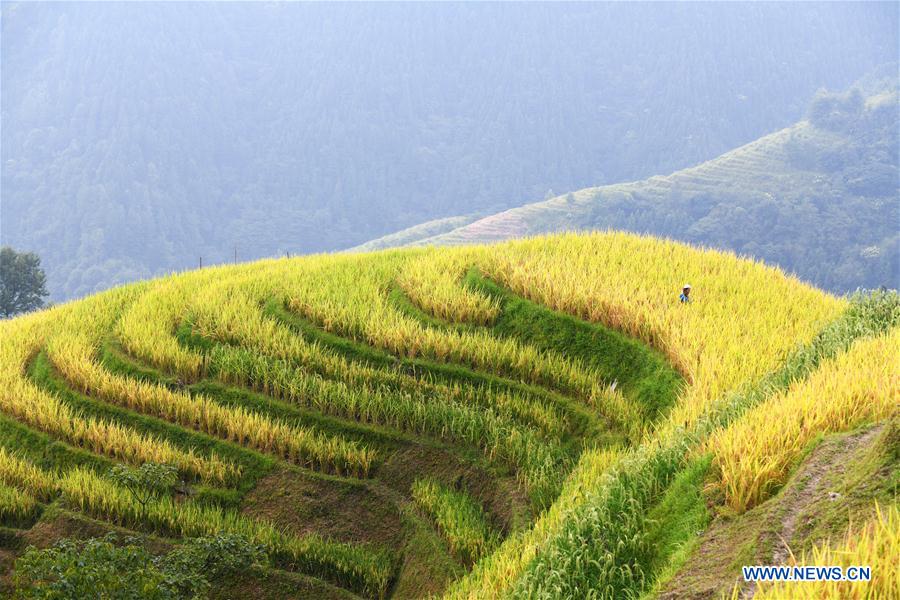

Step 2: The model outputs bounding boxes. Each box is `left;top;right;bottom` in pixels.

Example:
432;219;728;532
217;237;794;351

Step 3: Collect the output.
1;2;898;300
358;76;900;293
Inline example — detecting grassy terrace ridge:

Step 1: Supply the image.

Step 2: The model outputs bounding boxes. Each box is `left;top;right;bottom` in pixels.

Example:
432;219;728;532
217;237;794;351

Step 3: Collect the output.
462;269;683;421
264;296;609;445
29;350;273;503
177;312;571;511
5;233;889;599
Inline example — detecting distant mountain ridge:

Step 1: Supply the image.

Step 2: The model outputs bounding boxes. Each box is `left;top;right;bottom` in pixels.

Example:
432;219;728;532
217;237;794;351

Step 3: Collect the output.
3;2;897;300
355;85;900;293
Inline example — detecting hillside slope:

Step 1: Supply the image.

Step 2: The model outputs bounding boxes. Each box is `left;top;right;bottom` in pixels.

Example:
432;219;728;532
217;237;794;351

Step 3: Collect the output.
2;233;896;598
356;88;899;293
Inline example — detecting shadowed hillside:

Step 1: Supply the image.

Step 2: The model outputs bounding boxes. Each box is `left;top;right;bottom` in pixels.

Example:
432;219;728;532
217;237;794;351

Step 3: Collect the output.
357;85;899;293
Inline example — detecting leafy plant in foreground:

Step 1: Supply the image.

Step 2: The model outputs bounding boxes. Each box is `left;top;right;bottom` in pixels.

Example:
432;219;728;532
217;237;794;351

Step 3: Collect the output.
13;534;174;600
12;532;268;600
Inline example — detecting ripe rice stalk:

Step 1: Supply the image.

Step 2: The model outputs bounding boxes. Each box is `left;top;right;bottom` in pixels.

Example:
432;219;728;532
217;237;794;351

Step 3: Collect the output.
752;502;898;600
707;328;899;513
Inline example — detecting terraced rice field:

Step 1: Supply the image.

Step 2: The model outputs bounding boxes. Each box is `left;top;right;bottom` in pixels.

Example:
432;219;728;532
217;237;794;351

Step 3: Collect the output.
1;232;896;599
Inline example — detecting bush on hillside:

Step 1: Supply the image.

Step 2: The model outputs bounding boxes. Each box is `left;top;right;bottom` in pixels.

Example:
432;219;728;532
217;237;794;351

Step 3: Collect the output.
12;532;266;600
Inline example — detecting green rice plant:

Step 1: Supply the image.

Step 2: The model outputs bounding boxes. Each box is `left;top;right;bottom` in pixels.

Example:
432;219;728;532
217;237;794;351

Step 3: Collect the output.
411;477;500;564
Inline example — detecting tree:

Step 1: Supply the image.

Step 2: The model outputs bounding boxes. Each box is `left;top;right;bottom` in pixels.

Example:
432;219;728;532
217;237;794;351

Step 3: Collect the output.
0;247;49;318
108;463;178;518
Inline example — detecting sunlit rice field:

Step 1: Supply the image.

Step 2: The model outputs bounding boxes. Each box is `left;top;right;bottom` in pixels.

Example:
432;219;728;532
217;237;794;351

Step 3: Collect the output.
1;231;895;599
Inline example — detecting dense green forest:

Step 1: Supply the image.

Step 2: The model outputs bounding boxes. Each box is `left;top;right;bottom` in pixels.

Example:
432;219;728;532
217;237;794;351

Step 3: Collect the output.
2;2;896;299
361;81;899;293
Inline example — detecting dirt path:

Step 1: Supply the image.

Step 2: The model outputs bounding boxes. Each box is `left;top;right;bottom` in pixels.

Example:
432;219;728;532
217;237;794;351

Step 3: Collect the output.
658;424;884;600
767;425;882;568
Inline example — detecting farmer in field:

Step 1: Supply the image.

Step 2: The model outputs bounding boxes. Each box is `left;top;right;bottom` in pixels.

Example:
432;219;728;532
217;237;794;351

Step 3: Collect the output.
679;284;692;303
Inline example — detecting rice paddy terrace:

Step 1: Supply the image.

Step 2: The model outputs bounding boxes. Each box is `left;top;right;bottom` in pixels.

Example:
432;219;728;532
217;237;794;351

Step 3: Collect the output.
1;232;897;599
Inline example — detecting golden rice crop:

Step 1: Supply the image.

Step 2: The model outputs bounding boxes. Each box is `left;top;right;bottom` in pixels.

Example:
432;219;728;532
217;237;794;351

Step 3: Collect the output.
192;283;567;438
0;446;56;501
0;482;37;522
0;232;862;599
281;252;601;399
211;343;566;505
43;282;376;477
0;379;229;482
115;262;282;382
395;232;843;426
752;502;898;600
707;328;899;513
0;297;230;482
47;333;374;477
110;262;568;498
431;233;843;598
396;248;500;325
115;274;210;381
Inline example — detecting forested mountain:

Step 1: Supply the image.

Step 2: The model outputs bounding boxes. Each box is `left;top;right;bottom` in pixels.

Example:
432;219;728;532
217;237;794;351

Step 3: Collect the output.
2;2;897;299
358;81;900;293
